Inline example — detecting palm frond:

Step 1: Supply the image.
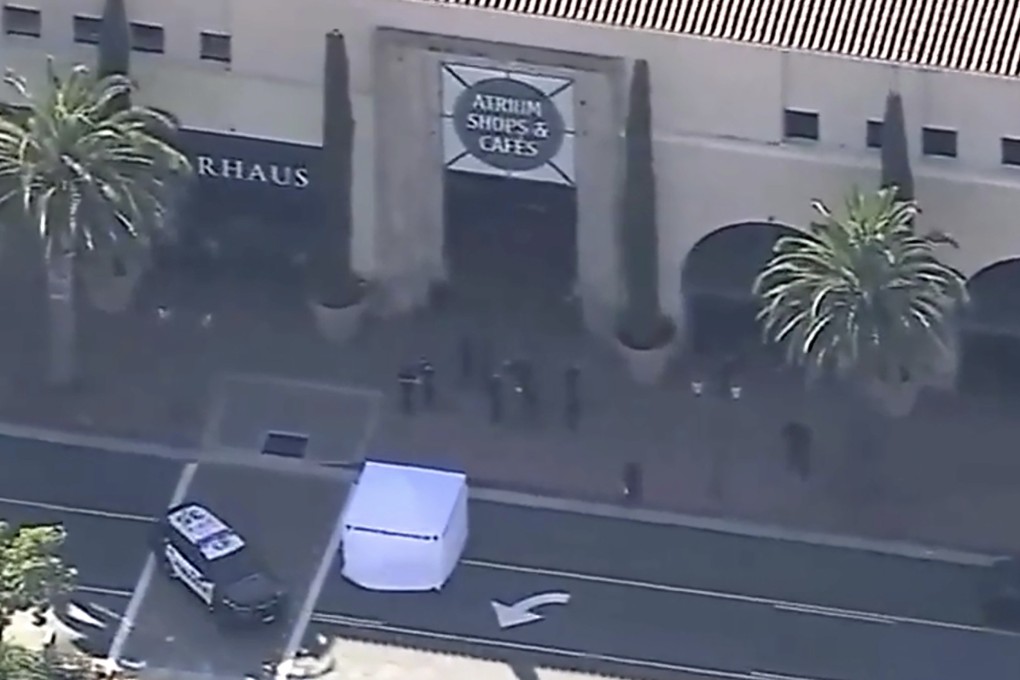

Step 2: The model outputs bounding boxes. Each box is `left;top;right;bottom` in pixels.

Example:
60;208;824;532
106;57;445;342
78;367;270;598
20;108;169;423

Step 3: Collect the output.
0;60;191;256
754;186;967;383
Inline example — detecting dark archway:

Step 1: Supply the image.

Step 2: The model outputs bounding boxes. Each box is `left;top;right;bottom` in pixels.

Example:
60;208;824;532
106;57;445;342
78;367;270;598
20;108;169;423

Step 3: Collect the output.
959;258;1020;396
443;171;577;320
680;221;798;357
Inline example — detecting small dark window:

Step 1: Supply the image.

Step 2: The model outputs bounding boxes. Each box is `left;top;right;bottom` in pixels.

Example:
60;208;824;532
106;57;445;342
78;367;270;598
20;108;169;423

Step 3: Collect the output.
72;15;100;44
200;31;231;63
1002;138;1020;167
783;109;820;142
922;126;957;158
130;21;164;54
866;119;883;149
3;5;41;37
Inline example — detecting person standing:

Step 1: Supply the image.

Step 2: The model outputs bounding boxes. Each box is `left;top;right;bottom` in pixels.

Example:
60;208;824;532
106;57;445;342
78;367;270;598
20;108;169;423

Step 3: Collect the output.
419;357;436;408
564;364;581;431
782;421;812;480
397;365;419;415
486;369;503;423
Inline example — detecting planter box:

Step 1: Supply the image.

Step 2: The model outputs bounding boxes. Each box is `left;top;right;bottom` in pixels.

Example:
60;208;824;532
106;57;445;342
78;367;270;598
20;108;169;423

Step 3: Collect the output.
309;298;363;342
616;337;674;385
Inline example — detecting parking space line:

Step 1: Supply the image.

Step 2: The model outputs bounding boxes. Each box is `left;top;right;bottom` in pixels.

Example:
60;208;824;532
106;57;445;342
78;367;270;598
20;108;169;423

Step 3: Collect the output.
0;496;155;523
282;491;349;660
108;462;198;664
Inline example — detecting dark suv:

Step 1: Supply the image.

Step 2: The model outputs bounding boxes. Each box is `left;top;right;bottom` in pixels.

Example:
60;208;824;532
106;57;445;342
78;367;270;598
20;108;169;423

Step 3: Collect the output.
152;503;286;625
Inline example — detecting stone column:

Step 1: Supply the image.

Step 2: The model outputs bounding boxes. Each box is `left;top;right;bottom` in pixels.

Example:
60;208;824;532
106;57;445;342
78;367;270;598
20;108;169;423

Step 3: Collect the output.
371;36;439;315
574;66;624;341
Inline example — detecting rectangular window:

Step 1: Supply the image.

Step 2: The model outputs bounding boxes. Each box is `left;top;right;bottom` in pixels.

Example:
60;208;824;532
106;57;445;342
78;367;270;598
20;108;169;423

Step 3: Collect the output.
866;119;883;149
1002;137;1020;167
3;5;41;37
200;31;231;63
72;14;100;44
783;109;820;142
130;21;164;53
922;126;957;158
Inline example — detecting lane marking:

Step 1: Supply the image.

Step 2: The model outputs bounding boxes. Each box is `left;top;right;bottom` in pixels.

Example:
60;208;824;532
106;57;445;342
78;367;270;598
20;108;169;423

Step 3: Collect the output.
772;603;896;625
0;497;155;523
108;462;197;664
311;612;752;679
78;585;132;598
282;486;350;660
461;558;1020;637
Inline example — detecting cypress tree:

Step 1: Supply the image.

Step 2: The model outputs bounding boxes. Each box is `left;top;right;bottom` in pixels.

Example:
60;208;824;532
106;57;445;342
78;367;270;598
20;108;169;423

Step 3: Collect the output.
618;59;671;349
880;91;914;203
98;0;131;110
313;30;360;307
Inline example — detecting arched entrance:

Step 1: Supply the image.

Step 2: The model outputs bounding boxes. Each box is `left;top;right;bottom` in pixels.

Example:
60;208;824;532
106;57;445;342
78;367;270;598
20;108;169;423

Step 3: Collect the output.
443;171;577;319
680;221;797;356
959;259;1020;396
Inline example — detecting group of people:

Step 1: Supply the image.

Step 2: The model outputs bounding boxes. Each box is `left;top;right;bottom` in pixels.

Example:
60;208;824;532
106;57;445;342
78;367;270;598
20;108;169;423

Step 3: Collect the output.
395;337;583;430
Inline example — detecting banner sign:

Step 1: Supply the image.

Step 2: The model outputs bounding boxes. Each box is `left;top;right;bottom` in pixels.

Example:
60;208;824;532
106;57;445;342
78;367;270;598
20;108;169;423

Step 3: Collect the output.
441;63;575;186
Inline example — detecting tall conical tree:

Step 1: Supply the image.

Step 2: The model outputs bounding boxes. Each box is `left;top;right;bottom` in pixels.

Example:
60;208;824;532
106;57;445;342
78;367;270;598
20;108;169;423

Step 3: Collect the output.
880;91;913;202
98;0;131;111
313;30;360;307
618;59;670;349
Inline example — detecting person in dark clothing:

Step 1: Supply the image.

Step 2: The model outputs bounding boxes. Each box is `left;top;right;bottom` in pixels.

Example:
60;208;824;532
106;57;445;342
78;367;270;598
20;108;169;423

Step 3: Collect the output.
622;462;643;504
397;365;419;415
564;364;581;430
782;421;812;480
513;357;538;418
458;336;474;383
418;358;436;407
486;370;503;423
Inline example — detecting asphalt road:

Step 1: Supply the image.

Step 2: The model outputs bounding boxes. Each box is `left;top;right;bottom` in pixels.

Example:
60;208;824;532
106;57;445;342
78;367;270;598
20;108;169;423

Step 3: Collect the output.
466;501;993;626
0;433;181;515
316;562;1020;680
2;432;1016;679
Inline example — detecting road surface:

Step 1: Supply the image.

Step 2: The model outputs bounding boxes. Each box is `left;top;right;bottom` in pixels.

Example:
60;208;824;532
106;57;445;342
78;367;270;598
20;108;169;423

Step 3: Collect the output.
314;561;1020;680
1;432;1017;679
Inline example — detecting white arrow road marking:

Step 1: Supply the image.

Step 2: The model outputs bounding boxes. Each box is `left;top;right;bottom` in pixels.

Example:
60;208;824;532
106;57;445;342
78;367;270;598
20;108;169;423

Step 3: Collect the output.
492;591;572;629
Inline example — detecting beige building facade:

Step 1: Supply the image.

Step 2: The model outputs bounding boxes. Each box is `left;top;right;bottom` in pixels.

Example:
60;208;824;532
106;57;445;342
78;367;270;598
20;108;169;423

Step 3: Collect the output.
5;0;1020;334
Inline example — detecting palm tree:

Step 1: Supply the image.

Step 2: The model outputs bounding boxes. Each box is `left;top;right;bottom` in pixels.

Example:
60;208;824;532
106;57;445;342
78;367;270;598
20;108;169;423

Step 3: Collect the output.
0;59;190;384
753;187;967;393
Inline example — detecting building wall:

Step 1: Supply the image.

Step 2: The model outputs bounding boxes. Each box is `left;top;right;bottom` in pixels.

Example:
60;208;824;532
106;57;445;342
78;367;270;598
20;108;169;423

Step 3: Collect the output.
5;0;1020;321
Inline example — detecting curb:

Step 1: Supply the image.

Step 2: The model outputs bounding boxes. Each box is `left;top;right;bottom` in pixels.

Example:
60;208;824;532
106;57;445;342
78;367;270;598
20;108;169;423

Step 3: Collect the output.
0;420;1002;566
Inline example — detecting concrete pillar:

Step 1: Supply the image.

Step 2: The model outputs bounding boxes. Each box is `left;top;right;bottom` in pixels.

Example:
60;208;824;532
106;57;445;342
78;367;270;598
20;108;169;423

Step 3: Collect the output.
371;35;438;315
574;66;624;340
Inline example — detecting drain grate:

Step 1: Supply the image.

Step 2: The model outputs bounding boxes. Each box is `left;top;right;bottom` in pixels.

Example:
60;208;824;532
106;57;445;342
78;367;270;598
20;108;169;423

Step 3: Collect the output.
261;431;309;459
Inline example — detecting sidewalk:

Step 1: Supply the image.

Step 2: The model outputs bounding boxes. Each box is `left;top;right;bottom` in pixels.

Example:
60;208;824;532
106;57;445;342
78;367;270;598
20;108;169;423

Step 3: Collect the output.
1;269;1019;555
